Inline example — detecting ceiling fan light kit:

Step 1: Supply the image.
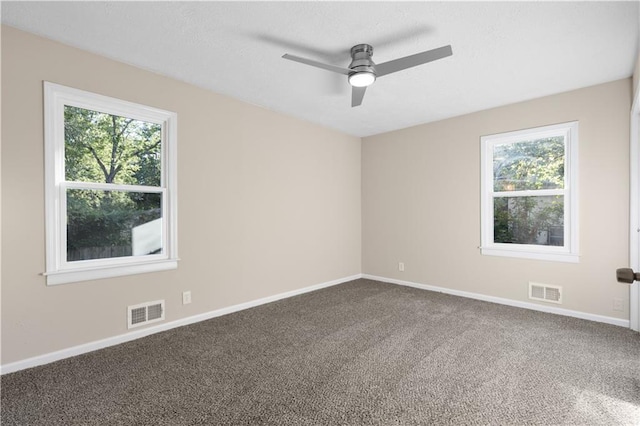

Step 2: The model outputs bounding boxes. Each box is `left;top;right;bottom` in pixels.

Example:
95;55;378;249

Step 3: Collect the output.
283;42;452;107
348;72;375;87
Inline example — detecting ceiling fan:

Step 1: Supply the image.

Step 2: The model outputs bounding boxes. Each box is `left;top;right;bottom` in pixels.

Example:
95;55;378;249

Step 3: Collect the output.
282;43;453;107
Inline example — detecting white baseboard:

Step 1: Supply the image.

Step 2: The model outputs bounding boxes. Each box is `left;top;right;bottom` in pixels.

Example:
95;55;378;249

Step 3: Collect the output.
362;274;630;328
3;272;627;374
1;274;362;375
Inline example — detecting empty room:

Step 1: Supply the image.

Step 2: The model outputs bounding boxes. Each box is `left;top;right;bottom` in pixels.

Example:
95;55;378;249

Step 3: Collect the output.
1;2;639;425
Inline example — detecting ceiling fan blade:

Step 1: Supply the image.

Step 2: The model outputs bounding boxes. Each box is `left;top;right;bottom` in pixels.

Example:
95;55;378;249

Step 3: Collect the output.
375;45;452;77
352;86;367;107
282;53;352;75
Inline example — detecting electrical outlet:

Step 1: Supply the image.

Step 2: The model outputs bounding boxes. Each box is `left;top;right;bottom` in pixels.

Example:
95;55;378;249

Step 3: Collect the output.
182;291;192;305
399;262;405;272
612;298;624;312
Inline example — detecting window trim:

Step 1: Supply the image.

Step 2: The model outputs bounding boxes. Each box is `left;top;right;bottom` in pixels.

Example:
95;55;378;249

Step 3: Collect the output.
480;121;579;263
44;82;178;285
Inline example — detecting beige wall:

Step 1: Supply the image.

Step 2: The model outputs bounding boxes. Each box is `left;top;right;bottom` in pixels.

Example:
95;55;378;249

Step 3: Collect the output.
633;54;640;99
363;79;631;320
1;26;362;364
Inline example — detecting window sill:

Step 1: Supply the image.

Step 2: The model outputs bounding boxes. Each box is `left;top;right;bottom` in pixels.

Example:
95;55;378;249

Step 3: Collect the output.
481;247;579;263
45;259;178;285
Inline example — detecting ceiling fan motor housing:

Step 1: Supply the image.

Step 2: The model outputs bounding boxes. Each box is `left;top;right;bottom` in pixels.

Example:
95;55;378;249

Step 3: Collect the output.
349;44;376;78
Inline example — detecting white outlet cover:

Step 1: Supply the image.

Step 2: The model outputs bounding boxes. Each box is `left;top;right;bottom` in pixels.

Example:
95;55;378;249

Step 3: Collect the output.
613;298;624;311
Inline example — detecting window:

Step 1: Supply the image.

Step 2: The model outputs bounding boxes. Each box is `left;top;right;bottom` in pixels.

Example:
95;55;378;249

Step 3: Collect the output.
480;122;578;262
44;82;178;285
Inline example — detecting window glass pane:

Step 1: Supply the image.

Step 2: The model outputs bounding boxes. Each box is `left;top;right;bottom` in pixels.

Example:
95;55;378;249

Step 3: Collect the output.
67;189;162;261
64;106;161;186
493;195;564;246
493;137;564;192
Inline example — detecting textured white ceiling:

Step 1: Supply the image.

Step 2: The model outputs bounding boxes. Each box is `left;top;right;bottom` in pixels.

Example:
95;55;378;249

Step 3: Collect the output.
2;1;638;137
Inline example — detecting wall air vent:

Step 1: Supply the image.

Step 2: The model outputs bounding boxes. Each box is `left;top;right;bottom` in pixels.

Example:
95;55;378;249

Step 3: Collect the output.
529;282;562;304
127;300;165;329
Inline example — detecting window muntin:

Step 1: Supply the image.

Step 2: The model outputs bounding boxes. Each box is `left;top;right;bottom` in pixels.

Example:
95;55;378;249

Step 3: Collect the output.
481;122;578;262
45;82;178;285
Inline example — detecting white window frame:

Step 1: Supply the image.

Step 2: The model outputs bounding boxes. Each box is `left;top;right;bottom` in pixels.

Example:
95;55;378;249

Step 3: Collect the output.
480;121;579;263
44;82;178;285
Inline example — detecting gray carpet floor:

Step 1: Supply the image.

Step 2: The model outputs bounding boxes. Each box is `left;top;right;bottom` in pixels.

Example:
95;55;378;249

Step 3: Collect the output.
2;279;639;425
